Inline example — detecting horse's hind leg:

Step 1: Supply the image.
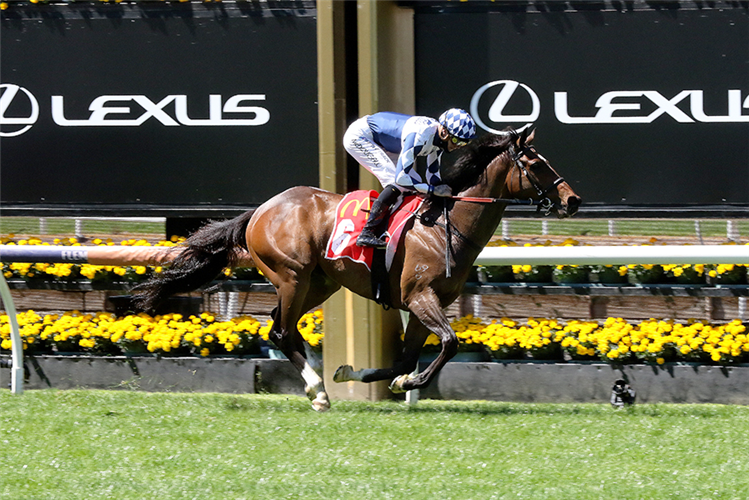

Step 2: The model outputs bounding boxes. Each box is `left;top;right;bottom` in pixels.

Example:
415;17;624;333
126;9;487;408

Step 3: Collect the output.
332;290;457;393
269;272;340;412
333;311;429;384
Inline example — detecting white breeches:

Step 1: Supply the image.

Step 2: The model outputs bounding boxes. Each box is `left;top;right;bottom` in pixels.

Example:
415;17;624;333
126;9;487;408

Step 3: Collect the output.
343;117;400;188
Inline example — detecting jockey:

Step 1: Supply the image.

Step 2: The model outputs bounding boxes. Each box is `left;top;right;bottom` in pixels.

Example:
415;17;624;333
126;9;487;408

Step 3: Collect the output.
343;108;477;248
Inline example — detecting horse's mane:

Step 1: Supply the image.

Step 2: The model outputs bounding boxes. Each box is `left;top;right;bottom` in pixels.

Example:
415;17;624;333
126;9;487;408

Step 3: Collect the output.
441;132;515;193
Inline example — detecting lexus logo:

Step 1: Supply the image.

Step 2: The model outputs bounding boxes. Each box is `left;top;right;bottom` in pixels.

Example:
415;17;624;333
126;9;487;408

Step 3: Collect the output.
471;79;749;127
0;83;272;137
470;80;540;133
0;84;39;137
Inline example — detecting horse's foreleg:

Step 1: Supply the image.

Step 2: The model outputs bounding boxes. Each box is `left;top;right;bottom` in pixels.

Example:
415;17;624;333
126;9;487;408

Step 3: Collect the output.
333;311;428;384
389;291;458;393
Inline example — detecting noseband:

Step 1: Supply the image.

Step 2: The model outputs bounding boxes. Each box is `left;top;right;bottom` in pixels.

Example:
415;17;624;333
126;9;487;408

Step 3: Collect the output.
511;145;565;214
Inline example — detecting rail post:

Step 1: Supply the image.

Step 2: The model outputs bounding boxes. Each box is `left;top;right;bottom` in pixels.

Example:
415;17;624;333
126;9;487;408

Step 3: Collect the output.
0;273;23;394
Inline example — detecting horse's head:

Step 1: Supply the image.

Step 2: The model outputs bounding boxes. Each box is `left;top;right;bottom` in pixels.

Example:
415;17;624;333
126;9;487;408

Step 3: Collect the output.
443;126;581;217
504;125;581;218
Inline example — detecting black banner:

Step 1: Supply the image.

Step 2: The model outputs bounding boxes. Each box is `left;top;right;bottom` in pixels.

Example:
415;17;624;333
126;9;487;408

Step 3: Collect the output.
0;3;318;215
414;4;749;209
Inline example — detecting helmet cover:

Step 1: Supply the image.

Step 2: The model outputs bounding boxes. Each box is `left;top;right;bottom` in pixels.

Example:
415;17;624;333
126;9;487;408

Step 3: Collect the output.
438;108;477;140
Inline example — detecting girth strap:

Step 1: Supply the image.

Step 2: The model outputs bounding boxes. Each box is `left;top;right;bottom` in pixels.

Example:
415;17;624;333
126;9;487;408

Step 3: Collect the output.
370;248;392;309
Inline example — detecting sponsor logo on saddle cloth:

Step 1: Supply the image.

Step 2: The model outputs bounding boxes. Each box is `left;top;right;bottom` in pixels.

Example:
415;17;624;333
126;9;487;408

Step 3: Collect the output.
325;190;424;272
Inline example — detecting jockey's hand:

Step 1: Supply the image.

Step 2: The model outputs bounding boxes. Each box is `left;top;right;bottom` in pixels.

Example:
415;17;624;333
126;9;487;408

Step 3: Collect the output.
433;184;453;197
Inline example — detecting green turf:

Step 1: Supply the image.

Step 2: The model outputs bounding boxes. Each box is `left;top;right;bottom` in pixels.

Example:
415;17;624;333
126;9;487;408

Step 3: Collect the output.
1;390;748;499
0;217;165;238
502;218;744;238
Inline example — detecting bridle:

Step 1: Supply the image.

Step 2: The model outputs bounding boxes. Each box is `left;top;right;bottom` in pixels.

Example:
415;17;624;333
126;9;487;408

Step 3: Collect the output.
430;138;568;277
510;144;566;215
448;143;565;215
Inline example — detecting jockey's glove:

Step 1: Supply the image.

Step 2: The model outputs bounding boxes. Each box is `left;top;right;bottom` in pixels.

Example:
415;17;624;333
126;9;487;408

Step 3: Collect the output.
432;184;453;197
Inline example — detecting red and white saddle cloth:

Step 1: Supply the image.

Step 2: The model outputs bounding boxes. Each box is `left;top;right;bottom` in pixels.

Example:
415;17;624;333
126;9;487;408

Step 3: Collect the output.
325;190;424;272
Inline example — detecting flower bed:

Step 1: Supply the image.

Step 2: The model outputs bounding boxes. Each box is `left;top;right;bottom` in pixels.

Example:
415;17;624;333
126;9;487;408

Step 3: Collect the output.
450;315;749;365
3;308;749;367
0;309;323;358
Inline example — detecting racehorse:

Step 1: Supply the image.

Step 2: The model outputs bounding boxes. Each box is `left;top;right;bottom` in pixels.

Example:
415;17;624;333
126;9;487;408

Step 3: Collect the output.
133;126;581;411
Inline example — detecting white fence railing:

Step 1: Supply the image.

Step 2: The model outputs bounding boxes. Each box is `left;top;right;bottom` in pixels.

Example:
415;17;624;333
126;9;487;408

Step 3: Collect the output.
474;244;749;266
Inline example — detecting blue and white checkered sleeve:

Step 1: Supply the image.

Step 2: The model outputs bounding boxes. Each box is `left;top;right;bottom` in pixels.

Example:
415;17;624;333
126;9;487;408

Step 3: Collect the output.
398;136;435;194
396;119;439;193
395;131;420;188
425;151;443;187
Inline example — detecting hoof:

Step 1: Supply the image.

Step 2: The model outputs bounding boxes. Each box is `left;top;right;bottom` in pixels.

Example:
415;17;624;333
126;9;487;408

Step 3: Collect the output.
311;394;330;412
389;374;414;394
333;364;354;383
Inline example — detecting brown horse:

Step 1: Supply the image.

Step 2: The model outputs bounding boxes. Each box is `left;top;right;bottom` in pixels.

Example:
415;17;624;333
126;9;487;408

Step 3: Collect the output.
133;126;581;411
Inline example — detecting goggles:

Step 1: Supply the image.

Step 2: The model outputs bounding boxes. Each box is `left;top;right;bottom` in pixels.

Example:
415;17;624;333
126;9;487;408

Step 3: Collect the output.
449;135;471;147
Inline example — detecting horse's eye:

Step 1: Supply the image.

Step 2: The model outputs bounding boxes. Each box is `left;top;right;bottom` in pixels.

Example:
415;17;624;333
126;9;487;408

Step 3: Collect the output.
529;160;544;170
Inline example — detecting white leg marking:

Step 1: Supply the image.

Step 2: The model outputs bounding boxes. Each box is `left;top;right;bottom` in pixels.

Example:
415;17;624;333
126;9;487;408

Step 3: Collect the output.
301;361;324;393
302;360;330;412
304;344;323;376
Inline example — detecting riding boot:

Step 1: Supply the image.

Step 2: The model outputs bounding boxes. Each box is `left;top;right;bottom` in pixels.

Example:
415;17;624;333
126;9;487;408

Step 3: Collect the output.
356;184;401;248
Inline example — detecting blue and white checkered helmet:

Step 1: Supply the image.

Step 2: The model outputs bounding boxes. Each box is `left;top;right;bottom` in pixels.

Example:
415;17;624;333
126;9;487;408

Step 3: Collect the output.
438;108;477;141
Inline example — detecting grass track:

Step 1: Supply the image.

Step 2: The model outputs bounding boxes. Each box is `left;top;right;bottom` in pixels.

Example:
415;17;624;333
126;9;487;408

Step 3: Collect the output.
2;391;749;499
0;218;165;239
503;218;747;238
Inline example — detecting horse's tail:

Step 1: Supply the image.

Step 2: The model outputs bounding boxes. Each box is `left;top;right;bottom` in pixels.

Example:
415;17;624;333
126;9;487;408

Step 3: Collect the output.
132;210;255;312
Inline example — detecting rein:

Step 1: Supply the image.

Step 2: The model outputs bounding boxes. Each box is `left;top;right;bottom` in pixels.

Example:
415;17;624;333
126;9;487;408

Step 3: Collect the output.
448;195;539;205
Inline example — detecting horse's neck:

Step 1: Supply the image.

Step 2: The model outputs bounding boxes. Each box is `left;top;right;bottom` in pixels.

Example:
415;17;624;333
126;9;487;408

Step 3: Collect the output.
450;154;513;252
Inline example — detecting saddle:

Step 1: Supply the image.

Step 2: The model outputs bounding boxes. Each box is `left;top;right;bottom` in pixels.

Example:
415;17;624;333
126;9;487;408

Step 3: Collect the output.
325;190;424;306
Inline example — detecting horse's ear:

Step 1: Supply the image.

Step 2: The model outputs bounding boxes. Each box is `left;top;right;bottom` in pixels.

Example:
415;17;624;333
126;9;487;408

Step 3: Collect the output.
525;125;536;145
518;123;536;145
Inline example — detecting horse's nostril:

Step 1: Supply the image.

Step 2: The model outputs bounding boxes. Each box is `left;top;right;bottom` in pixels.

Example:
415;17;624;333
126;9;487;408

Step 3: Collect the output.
566;196;581;214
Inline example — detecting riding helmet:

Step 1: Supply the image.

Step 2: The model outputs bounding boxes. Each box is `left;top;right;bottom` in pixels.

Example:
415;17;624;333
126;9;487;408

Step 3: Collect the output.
438;108;477;140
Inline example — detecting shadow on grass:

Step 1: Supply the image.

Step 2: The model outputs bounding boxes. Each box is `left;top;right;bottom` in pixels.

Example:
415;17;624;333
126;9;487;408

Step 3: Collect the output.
344;400;615;417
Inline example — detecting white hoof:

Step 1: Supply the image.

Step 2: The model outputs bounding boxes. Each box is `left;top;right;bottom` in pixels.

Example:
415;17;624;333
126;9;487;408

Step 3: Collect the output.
311;394;330;412
389;374;414;394
333;364;354;383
